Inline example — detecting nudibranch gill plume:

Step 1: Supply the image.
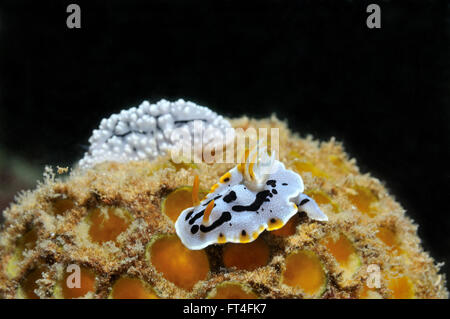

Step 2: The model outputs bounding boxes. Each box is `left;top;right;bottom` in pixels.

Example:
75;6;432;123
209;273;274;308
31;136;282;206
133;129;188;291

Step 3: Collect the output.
175;146;328;250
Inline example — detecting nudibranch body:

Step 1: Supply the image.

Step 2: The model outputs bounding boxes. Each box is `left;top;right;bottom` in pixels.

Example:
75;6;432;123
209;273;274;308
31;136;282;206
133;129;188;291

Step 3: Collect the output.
175;148;328;250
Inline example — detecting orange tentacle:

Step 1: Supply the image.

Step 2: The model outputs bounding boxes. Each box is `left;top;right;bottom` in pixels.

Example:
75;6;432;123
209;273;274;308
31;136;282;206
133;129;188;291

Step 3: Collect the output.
202;200;215;224
192;175;200;206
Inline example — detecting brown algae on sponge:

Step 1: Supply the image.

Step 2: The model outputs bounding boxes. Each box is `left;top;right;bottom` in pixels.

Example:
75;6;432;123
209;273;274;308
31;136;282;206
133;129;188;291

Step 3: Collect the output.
55;266;96;299
0;116;447;299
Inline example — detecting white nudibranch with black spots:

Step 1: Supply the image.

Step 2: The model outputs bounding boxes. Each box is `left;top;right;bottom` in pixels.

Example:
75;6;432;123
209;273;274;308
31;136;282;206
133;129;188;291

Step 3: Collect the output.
175;146;328;250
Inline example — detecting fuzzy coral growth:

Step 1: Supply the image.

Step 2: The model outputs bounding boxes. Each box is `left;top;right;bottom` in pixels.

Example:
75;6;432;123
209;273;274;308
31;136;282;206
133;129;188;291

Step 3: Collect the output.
0;116;447;299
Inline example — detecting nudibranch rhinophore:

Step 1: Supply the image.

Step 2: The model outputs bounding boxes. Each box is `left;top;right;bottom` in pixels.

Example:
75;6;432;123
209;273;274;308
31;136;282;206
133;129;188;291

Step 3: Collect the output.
79;99;234;169
175;147;328;250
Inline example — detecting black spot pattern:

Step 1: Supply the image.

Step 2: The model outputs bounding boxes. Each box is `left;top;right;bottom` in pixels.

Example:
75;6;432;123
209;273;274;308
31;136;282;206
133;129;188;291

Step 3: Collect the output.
266;180;276;187
185;208;195;221
223;191;237;203
232;190;272;212
199;212;232;232
300;198;310;206
202;195;222;207
191;225;199;234
188;209;206;225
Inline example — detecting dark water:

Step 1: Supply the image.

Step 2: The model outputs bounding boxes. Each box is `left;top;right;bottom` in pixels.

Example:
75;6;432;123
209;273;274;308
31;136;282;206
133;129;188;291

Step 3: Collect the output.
0;0;449;291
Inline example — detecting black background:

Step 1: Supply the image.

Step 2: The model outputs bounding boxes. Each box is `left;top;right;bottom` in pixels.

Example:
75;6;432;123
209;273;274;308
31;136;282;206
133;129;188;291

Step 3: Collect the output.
0;0;449;292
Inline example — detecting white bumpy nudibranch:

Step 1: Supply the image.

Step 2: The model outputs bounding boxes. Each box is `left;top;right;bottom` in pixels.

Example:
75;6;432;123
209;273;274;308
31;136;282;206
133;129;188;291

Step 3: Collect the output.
175;146;328;250
79;99;234;169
